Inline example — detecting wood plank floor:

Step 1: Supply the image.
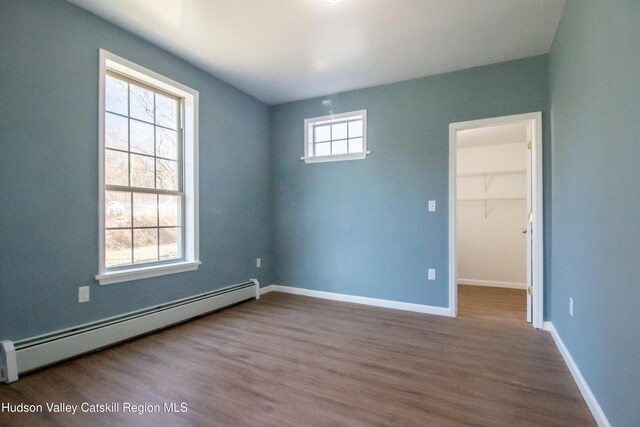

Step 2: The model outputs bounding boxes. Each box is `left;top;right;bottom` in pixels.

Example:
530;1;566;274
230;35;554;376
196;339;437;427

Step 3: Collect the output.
458;284;527;326
0;291;595;426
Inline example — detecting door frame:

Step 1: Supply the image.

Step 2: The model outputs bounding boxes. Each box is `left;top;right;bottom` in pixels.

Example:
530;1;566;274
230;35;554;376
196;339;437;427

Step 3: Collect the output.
448;112;544;328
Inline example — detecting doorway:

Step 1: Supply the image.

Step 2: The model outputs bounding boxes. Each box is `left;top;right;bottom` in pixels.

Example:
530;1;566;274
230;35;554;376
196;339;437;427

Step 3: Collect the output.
448;112;544;328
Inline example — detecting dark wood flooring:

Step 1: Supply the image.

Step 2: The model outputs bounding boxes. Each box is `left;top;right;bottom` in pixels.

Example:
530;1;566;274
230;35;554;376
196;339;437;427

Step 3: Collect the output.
0;291;595;426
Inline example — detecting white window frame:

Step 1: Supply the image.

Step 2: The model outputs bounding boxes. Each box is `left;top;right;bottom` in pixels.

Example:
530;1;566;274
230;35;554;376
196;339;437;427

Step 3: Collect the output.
302;110;370;164
95;49;200;285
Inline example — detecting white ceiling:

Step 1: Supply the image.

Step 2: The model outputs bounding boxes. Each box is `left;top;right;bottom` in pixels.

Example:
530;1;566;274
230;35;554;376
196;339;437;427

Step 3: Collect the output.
457;123;528;149
67;0;566;105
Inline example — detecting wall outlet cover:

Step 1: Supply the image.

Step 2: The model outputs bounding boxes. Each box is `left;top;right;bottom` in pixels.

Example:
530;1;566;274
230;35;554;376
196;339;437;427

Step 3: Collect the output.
78;286;90;303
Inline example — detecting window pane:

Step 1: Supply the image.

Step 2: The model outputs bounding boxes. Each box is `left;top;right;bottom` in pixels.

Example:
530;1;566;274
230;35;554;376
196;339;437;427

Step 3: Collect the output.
106;191;131;228
130;154;155;188
134;229;158;263
314;125;331;143
156;127;178;160
348;137;364;153
157;159;178;191
105;75;128;115
159;195;180;226
348;120;363;138
130;120;155;155
156;93;178;130
105;149;129;186
133;192;158;227
106;229;132;267
315;142;331;156
332;122;348;140
105;113;128;150
130;84;155;123
332;139;348;155
159;228;180;260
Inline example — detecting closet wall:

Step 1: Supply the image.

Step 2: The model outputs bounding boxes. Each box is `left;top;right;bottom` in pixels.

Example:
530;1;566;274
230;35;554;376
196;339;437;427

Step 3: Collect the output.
456;136;527;288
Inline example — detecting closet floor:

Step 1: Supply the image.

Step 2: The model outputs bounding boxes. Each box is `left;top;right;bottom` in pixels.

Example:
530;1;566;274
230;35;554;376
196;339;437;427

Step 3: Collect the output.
458;284;527;326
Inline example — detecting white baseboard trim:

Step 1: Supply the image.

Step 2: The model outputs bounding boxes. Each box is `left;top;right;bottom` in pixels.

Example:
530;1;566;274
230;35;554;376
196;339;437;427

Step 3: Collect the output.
260;285;275;295
458;279;527;289
543;322;610;427
260;285;451;317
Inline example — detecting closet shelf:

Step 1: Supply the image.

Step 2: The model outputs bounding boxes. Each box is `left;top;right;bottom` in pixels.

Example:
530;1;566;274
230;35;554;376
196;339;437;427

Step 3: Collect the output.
456;169;525;178
458;197;526;201
458;197;526;218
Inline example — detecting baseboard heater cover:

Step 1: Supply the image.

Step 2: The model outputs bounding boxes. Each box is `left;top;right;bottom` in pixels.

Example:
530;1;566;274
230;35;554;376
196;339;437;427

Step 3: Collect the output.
0;279;260;383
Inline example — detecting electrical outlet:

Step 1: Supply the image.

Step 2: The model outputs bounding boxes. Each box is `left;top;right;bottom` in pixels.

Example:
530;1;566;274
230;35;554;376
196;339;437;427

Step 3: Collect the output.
428;269;436;280
78;286;90;303
428;200;436;212
569;297;574;317
256;258;261;268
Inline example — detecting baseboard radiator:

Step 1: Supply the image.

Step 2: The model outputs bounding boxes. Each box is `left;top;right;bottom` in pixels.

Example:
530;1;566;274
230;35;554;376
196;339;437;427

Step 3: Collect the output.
0;279;260;383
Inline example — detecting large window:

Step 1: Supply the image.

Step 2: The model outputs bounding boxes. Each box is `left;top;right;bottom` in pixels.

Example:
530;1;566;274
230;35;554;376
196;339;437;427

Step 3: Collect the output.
96;50;199;285
303;110;368;163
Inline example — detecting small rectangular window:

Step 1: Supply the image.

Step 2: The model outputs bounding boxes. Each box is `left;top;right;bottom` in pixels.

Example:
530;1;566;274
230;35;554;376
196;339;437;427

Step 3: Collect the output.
303;110;369;163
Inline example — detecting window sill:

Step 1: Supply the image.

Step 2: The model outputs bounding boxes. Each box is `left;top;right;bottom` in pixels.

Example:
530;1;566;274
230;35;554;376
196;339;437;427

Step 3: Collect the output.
95;260;201;285
301;151;371;164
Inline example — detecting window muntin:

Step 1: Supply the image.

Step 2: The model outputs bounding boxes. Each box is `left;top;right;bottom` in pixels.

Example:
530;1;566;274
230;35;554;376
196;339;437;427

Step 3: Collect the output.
104;71;184;269
97;50;199;285
303;110;368;163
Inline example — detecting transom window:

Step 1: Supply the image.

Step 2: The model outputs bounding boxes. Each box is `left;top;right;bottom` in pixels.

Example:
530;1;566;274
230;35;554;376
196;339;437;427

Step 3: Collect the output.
303;110;369;163
96;50;200;285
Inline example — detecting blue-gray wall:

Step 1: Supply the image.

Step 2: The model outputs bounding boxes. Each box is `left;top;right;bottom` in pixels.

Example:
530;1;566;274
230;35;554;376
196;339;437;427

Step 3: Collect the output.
0;0;273;341
271;56;550;307
548;1;640;425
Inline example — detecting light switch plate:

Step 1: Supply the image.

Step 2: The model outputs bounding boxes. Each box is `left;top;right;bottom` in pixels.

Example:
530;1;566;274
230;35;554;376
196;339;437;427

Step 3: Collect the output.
428;200;436;212
428;269;436;280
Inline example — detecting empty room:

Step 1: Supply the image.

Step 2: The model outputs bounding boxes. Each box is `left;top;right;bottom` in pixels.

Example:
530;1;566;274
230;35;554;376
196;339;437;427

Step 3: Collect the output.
0;0;637;425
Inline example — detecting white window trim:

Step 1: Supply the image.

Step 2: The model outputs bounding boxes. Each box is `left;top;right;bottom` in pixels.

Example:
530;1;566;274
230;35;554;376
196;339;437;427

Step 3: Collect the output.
95;49;200;285
301;109;370;164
